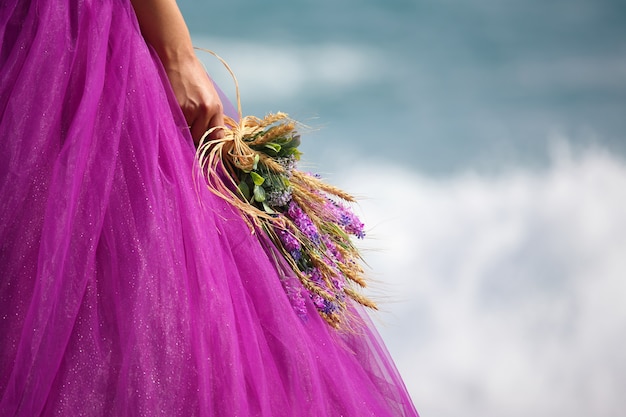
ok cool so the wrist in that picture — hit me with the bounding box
[154,43,197,69]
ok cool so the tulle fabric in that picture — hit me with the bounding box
[0,1,418,416]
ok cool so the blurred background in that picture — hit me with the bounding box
[179,1,626,415]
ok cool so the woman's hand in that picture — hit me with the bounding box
[164,56,225,144]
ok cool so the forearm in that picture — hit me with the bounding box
[130,0,195,67]
[130,0,224,143]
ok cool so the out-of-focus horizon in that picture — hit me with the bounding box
[182,0,626,175]
[180,1,626,416]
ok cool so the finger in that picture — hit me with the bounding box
[207,113,225,140]
[189,117,207,145]
[179,98,196,126]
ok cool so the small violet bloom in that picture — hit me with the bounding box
[287,201,320,244]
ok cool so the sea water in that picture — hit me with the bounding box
[181,0,626,175]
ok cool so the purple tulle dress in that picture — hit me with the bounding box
[0,1,419,416]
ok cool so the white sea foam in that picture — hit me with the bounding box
[336,141,626,417]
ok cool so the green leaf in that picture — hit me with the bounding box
[237,181,251,200]
[286,134,301,149]
[253,185,266,202]
[250,171,265,186]
[284,147,302,160]
[264,175,277,188]
[253,153,260,170]
[264,143,282,153]
[262,202,276,214]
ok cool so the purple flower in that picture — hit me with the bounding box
[276,227,302,261]
[326,200,365,239]
[311,294,326,310]
[266,187,293,207]
[280,277,307,320]
[331,276,345,292]
[303,267,344,316]
[322,235,343,262]
[287,201,320,244]
[276,156,296,176]
[321,299,339,315]
[277,228,300,251]
[306,267,324,285]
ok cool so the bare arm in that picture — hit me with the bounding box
[130,0,224,142]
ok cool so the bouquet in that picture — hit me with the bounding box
[196,51,376,328]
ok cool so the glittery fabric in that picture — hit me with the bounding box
[0,1,419,416]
